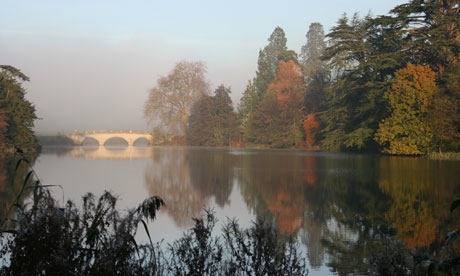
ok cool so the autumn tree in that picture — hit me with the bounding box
[303,113,320,148]
[248,60,304,148]
[375,64,438,155]
[144,61,209,136]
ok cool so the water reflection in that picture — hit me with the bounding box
[30,147,460,274]
[0,154,37,225]
[49,146,152,160]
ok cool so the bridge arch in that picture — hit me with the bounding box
[133,137,151,147]
[104,137,129,147]
[81,137,100,146]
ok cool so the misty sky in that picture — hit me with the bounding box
[1,0,406,134]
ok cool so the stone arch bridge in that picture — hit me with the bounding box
[64,130,153,147]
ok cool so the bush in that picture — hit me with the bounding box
[0,189,308,275]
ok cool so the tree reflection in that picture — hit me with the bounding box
[237,152,330,268]
[144,149,460,273]
[0,154,37,225]
[379,157,460,248]
[144,148,235,228]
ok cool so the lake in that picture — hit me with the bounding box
[11,146,460,274]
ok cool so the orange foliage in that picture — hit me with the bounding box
[303,113,320,148]
[267,60,303,104]
[304,156,317,186]
[267,186,303,235]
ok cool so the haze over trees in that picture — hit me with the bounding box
[144,61,209,137]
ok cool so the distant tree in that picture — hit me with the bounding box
[187,85,238,147]
[300,22,327,83]
[300,23,329,113]
[144,61,209,136]
[254,27,288,99]
[375,64,438,155]
[0,65,38,152]
[237,80,259,139]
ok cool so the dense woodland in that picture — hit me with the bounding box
[145,0,460,155]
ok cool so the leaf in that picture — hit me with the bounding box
[23,171,33,186]
[128,234,140,257]
[450,198,460,212]
[140,219,153,247]
[15,159,22,172]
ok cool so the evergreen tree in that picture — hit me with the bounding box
[237,80,259,139]
[320,13,408,151]
[300,22,329,114]
[254,27,288,99]
[0,65,38,153]
[187,85,238,146]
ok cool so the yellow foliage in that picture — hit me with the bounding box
[375,63,438,155]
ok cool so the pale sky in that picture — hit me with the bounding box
[0,0,406,134]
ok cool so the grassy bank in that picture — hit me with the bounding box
[428,152,460,160]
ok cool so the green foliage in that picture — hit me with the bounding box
[301,23,330,114]
[375,64,437,155]
[237,81,259,138]
[320,13,408,151]
[0,66,38,153]
[187,85,239,146]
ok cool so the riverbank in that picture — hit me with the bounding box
[428,152,460,160]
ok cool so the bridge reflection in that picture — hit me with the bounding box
[63,146,152,160]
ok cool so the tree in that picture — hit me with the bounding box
[303,113,320,148]
[300,22,329,114]
[237,80,259,137]
[187,85,238,147]
[248,60,304,148]
[0,65,38,153]
[320,13,409,151]
[144,61,209,136]
[375,64,438,155]
[0,110,8,154]
[254,27,288,99]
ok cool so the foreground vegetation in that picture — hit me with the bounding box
[0,189,308,275]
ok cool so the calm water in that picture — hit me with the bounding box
[13,147,460,274]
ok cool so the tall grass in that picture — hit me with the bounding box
[0,189,308,275]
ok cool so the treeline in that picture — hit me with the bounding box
[144,0,460,155]
[0,66,38,155]
[239,0,460,154]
